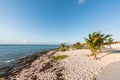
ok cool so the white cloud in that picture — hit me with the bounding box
[78,0,86,4]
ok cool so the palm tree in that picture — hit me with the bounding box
[90,32,111,52]
[85,38,97,60]
[96,33,111,53]
[85,33,100,60]
[85,32,111,60]
[107,38,114,48]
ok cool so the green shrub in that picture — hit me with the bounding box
[59,43,69,51]
[59,47,67,51]
[71,42,83,49]
[53,55,67,60]
[57,77,64,80]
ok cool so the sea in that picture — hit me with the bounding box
[0,45,59,67]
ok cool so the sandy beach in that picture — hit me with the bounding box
[5,48,120,80]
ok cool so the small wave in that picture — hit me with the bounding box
[4,59,15,63]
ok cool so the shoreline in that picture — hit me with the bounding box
[0,48,58,79]
[8,48,64,80]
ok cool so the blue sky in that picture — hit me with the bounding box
[0,0,120,44]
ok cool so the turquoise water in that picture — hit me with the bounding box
[0,45,59,66]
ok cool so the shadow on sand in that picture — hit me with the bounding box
[98,48,120,59]
[108,50,120,53]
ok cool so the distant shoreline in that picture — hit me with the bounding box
[0,44,59,46]
[0,45,59,67]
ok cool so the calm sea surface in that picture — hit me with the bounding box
[0,45,59,66]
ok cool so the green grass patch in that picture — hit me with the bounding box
[53,55,67,60]
[58,47,67,52]
[58,46,69,52]
[57,77,64,80]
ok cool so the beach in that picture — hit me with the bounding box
[4,48,120,80]
[0,0,119,80]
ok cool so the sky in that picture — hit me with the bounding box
[0,0,120,44]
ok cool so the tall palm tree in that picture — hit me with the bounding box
[85,32,111,60]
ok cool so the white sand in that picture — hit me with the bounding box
[55,49,120,80]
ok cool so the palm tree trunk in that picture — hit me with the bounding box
[100,48,102,53]
[93,52,97,60]
[98,49,102,54]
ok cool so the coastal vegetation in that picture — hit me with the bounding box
[70,42,84,49]
[59,43,69,51]
[53,55,67,60]
[59,42,85,51]
[57,77,64,80]
[58,32,114,60]
[84,32,111,60]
